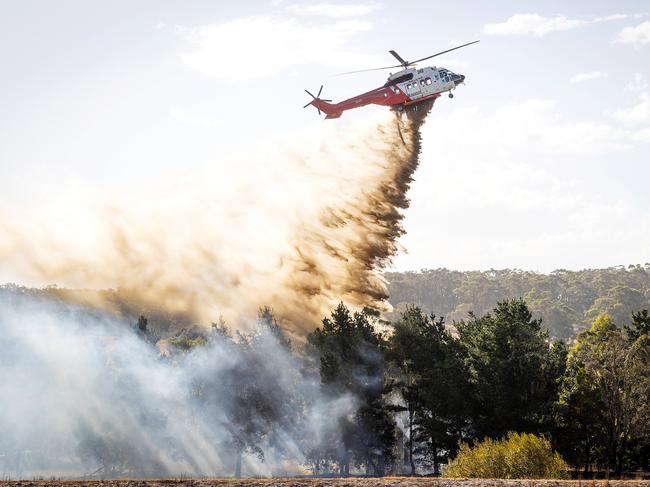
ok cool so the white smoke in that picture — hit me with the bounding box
[0,288,354,478]
[0,104,434,478]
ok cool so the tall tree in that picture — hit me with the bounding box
[558,314,650,476]
[387,306,470,475]
[456,299,558,439]
[385,306,423,475]
[307,303,397,476]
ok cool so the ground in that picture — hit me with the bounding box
[1,479,649,487]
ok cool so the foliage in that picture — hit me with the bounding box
[456,299,558,439]
[386,266,650,340]
[3,281,648,478]
[306,303,397,476]
[171,299,649,477]
[386,306,470,474]
[191,307,302,477]
[167,334,207,351]
[556,313,650,475]
[446,432,569,479]
[625,309,650,343]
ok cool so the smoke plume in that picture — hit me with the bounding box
[0,106,432,335]
[0,287,354,478]
[0,104,434,478]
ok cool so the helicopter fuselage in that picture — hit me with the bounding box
[309,66,465,119]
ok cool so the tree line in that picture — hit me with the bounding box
[1,283,647,478]
[386,265,650,341]
[146,300,649,478]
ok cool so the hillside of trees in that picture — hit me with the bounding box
[386,265,650,340]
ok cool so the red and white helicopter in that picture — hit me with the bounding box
[304,40,479,119]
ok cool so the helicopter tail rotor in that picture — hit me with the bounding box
[303,85,332,115]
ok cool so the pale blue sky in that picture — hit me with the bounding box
[1,0,649,272]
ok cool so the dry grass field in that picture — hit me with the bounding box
[1,479,649,487]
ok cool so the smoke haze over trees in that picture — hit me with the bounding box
[1,284,648,479]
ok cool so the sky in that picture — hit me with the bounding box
[1,0,649,273]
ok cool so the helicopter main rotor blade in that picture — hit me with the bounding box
[388,50,408,66]
[335,40,479,76]
[334,40,481,76]
[336,64,404,76]
[408,40,480,65]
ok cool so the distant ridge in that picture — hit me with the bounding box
[386,265,650,340]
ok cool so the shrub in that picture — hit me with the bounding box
[445,432,569,479]
[167,335,207,351]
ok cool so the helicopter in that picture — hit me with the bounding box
[304,40,479,119]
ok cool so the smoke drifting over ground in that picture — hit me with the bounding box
[0,287,353,478]
[0,107,431,334]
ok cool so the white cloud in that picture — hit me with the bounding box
[612,93,650,124]
[616,21,650,45]
[569,71,608,83]
[285,2,381,17]
[483,13,631,37]
[626,74,648,92]
[178,16,379,81]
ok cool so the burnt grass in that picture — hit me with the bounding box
[1,479,649,487]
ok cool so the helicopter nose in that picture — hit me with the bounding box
[454,74,465,85]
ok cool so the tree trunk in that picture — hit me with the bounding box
[339,449,349,477]
[234,450,242,478]
[583,439,591,478]
[432,442,440,476]
[408,408,416,475]
[377,454,385,477]
[615,437,628,479]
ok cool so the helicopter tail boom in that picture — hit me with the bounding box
[309,98,342,119]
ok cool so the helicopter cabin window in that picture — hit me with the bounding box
[425,77,432,85]
[383,72,413,87]
[420,79,426,87]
